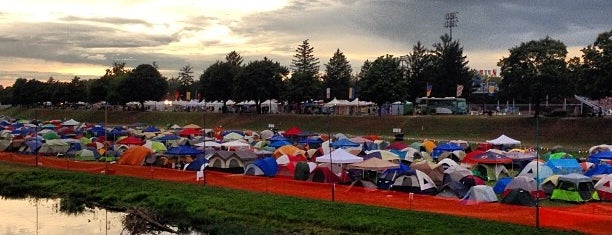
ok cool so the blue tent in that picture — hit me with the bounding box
[432,143,463,158]
[388,149,407,160]
[245,157,278,177]
[545,159,582,175]
[330,138,359,148]
[156,134,180,141]
[143,126,160,132]
[585,164,612,177]
[268,134,289,142]
[25,139,43,153]
[298,137,322,145]
[185,156,208,171]
[268,140,292,148]
[90,126,106,136]
[493,177,513,194]
[165,146,204,156]
[589,151,612,164]
[377,164,410,189]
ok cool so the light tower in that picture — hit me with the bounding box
[445,12,458,39]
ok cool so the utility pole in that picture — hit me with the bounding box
[445,12,458,39]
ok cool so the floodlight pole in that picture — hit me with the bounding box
[445,12,459,39]
[35,109,38,167]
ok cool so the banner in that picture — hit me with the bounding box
[426,83,432,97]
[456,85,464,97]
[348,87,354,100]
[326,88,331,99]
[174,91,180,101]
[186,91,191,101]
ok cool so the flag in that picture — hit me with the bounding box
[492,69,497,76]
[456,85,464,97]
[186,92,191,101]
[197,92,201,101]
[326,88,331,99]
[426,83,432,97]
[348,87,354,99]
[173,91,180,101]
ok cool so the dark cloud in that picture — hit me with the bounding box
[235,0,612,53]
[60,16,153,27]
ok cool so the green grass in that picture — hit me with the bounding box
[0,163,580,235]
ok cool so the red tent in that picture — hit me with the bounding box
[283,126,302,136]
[116,136,144,145]
[179,128,201,137]
[463,150,512,164]
[387,141,408,151]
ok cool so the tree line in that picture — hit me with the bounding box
[0,30,609,115]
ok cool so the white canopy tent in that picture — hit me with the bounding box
[486,134,521,145]
[316,148,363,164]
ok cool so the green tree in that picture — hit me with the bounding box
[575,30,612,99]
[199,62,237,104]
[225,50,243,66]
[234,58,288,113]
[323,49,352,100]
[286,39,322,108]
[406,41,436,100]
[431,34,470,98]
[357,55,406,116]
[178,64,195,100]
[498,36,569,117]
[118,64,168,109]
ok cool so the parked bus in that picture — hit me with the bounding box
[415,97,468,115]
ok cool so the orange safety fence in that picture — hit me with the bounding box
[1,152,610,235]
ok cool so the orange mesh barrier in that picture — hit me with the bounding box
[0,152,610,235]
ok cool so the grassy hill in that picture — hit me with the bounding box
[1,107,610,152]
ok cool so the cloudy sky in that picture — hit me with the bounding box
[0,0,610,87]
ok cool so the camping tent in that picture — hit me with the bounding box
[502,175,545,198]
[244,157,279,177]
[432,143,463,159]
[390,169,437,195]
[594,174,612,201]
[472,164,511,181]
[411,161,444,186]
[589,151,612,164]
[517,160,554,184]
[436,181,468,199]
[184,156,208,171]
[501,188,536,207]
[551,173,599,203]
[118,146,153,166]
[545,159,582,175]
[460,185,498,205]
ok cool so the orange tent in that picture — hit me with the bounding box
[117,146,152,165]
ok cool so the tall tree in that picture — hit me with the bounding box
[406,41,436,100]
[575,30,612,99]
[498,36,569,117]
[431,34,470,98]
[286,39,322,108]
[234,58,288,113]
[225,50,243,66]
[323,49,352,100]
[178,64,195,100]
[118,64,168,109]
[356,55,406,116]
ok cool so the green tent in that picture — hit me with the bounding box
[472,164,511,181]
[43,131,60,140]
[548,152,574,160]
[293,161,310,181]
[75,149,97,161]
[551,173,599,203]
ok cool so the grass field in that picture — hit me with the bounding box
[0,163,579,235]
[1,107,610,152]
